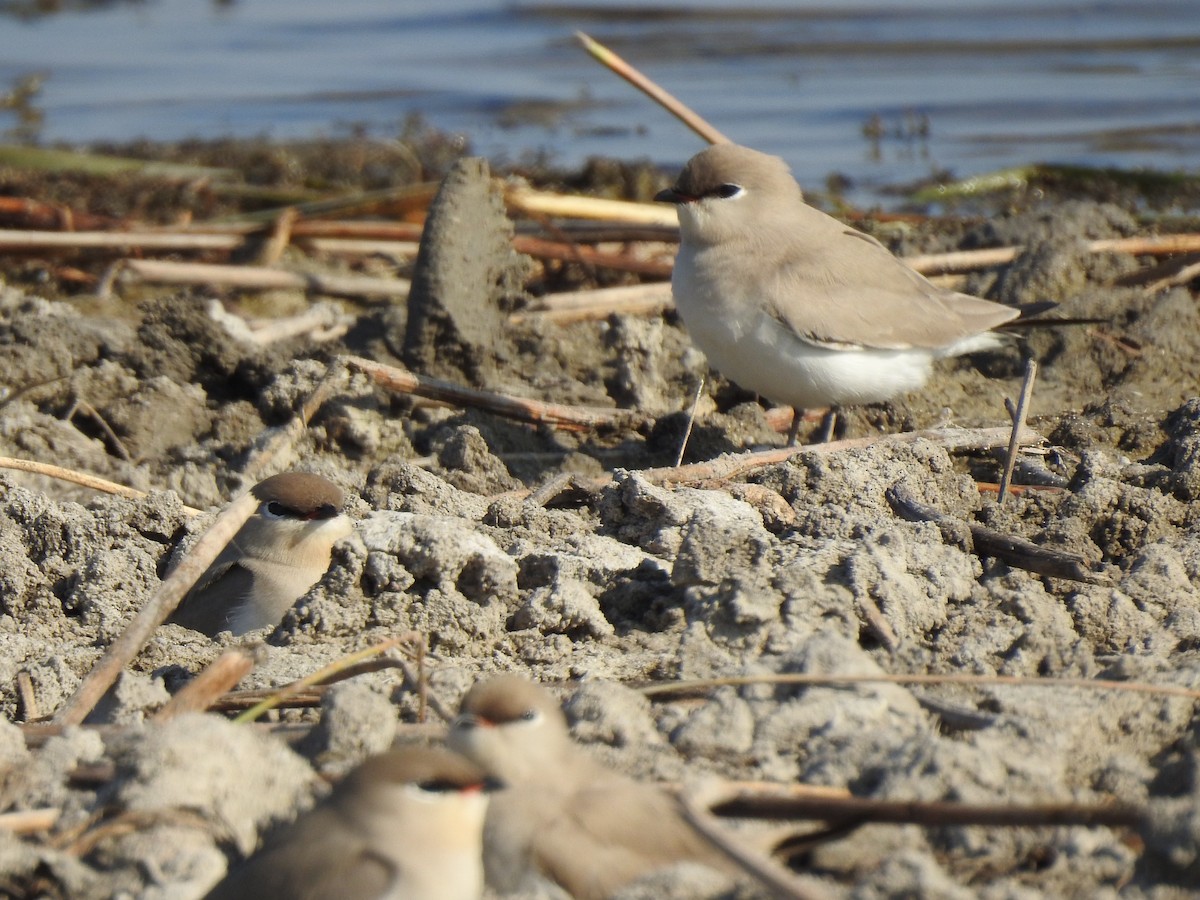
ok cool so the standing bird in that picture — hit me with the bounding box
[448,675,740,899]
[203,746,496,900]
[170,471,353,636]
[655,142,1028,445]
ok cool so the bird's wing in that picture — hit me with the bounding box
[762,224,1019,351]
[204,812,395,900]
[168,559,256,635]
[532,777,731,898]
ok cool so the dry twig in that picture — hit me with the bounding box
[241,363,345,482]
[15,671,38,722]
[0,229,242,252]
[998,358,1037,503]
[257,207,298,266]
[232,637,405,723]
[0,456,203,515]
[705,783,1144,830]
[344,355,636,432]
[887,483,1108,584]
[905,233,1200,276]
[510,283,673,326]
[680,781,832,900]
[575,31,731,146]
[504,185,677,226]
[122,259,412,300]
[0,809,61,834]
[641,672,1200,702]
[151,647,262,722]
[513,234,673,277]
[639,425,1043,488]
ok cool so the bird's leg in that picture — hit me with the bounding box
[786,408,802,447]
[674,374,706,465]
[817,408,838,443]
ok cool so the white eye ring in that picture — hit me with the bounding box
[713,183,743,200]
[261,500,289,519]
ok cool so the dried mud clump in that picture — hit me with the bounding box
[1,163,1199,899]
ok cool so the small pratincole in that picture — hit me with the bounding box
[656,143,1033,444]
[449,675,740,899]
[203,746,496,900]
[170,471,352,636]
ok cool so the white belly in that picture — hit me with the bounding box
[673,273,936,408]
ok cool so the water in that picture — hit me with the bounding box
[0,0,1197,206]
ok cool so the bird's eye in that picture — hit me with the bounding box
[262,500,289,519]
[519,709,538,722]
[713,183,743,199]
[417,778,460,793]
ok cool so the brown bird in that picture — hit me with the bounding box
[170,471,352,636]
[656,143,1034,444]
[203,746,496,900]
[448,675,740,899]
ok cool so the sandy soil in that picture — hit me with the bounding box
[2,152,1200,899]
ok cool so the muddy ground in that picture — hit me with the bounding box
[2,138,1200,898]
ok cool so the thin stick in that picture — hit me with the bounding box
[343,355,636,432]
[493,425,1044,503]
[509,283,673,326]
[639,425,1043,487]
[512,235,673,277]
[16,671,38,722]
[998,359,1037,504]
[212,181,441,226]
[505,185,677,226]
[69,400,133,464]
[976,482,1063,497]
[905,234,1200,276]
[241,362,345,482]
[640,672,1200,702]
[123,259,412,300]
[1144,259,1200,294]
[51,492,259,727]
[204,662,437,717]
[300,237,421,258]
[0,229,242,252]
[301,234,674,277]
[215,303,351,347]
[576,31,731,146]
[209,685,328,712]
[233,637,402,724]
[415,636,428,724]
[0,195,117,230]
[0,456,203,515]
[1088,234,1200,256]
[887,484,1107,585]
[395,656,455,723]
[705,785,1143,830]
[0,809,61,834]
[680,781,831,900]
[257,207,298,266]
[151,647,261,722]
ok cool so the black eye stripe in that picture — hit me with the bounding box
[263,500,340,520]
[417,778,464,793]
